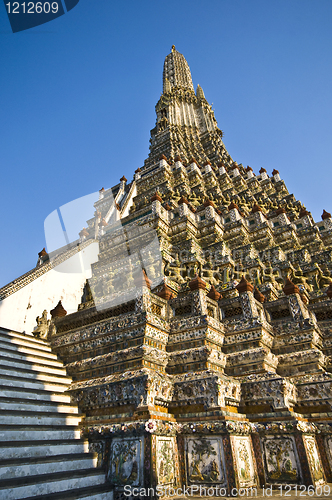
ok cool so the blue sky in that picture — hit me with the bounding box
[0,0,332,287]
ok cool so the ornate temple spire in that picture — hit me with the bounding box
[163,45,194,93]
[143,47,231,170]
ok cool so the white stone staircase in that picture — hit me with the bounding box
[0,327,112,500]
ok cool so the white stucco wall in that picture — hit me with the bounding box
[0,242,99,335]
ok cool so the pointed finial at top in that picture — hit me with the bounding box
[283,277,299,296]
[196,84,205,100]
[171,45,176,52]
[38,248,48,258]
[236,276,254,293]
[322,209,331,220]
[50,300,67,318]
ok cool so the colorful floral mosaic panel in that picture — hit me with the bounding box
[303,436,324,485]
[156,437,177,486]
[231,436,257,488]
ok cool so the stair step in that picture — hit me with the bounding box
[0,453,97,479]
[0,410,82,426]
[0,356,68,376]
[0,329,106,499]
[0,341,60,361]
[16,483,112,500]
[0,468,106,500]
[0,452,96,467]
[0,329,50,347]
[0,439,89,459]
[0,333,52,353]
[0,351,64,368]
[0,386,71,403]
[0,375,70,392]
[0,424,81,441]
[0,397,79,414]
[0,366,72,384]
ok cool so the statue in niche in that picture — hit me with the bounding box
[279,261,294,281]
[188,191,200,207]
[158,116,168,131]
[185,260,201,280]
[316,264,332,289]
[143,251,157,281]
[81,280,94,304]
[164,259,186,284]
[170,188,181,204]
[290,265,311,292]
[272,267,284,286]
[306,264,321,291]
[262,266,280,290]
[220,265,234,283]
[33,310,50,340]
[202,261,218,286]
[125,261,135,289]
[249,267,262,286]
[129,202,136,214]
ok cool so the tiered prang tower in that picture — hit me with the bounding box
[49,47,332,497]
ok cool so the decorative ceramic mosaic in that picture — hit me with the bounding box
[155,436,177,486]
[303,436,324,485]
[231,436,257,488]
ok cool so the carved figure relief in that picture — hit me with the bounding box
[89,441,105,467]
[263,436,299,483]
[109,438,142,486]
[33,310,50,339]
[185,437,225,485]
